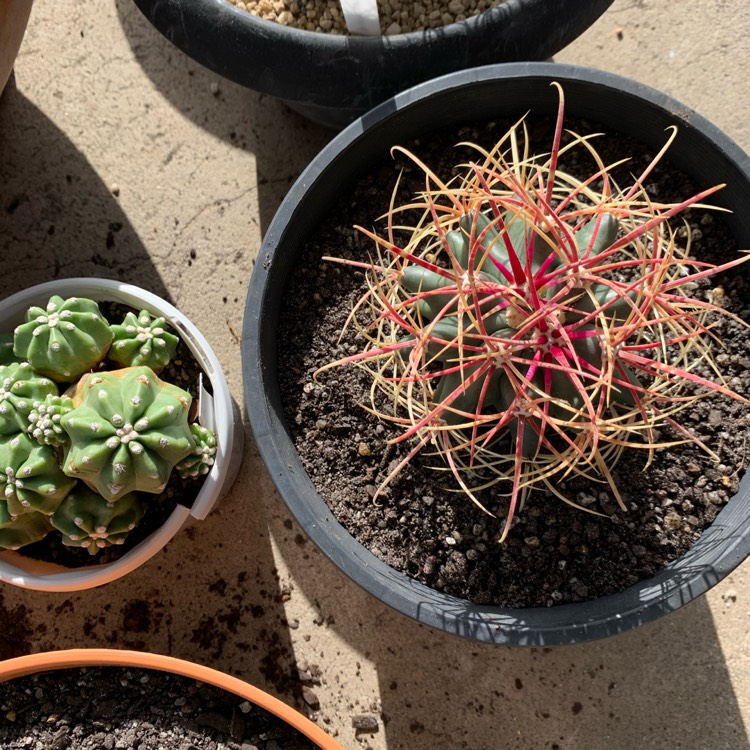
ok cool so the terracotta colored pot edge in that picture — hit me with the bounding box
[0,649,344,750]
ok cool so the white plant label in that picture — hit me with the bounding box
[339,0,380,35]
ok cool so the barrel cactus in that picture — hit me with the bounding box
[50,485,144,555]
[61,366,196,501]
[108,309,179,372]
[0,504,52,550]
[13,295,114,381]
[322,82,750,539]
[0,361,58,436]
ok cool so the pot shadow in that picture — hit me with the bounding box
[0,441,320,714]
[113,0,333,235]
[0,74,322,714]
[0,77,168,299]
[266,494,750,748]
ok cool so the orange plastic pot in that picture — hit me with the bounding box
[0,648,344,750]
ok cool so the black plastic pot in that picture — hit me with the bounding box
[243,62,750,645]
[131,0,613,129]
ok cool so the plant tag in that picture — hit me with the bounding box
[339,0,380,35]
[195,373,216,433]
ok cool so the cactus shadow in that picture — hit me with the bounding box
[113,0,332,236]
[0,78,168,300]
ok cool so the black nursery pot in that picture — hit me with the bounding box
[243,62,750,646]
[131,0,612,129]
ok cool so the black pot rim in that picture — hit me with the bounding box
[243,62,750,646]
[131,0,613,127]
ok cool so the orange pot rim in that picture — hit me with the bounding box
[0,649,344,750]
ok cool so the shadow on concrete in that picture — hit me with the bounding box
[0,438,319,714]
[104,5,748,746]
[114,0,332,235]
[0,77,169,300]
[266,493,750,749]
[0,72,316,713]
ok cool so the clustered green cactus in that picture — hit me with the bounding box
[0,294,217,556]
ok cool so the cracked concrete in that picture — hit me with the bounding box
[1,0,750,748]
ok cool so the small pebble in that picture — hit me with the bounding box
[358,441,371,456]
[352,714,379,732]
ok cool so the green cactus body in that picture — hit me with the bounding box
[28,394,74,447]
[0,502,52,550]
[0,432,76,517]
[176,423,217,479]
[13,295,114,382]
[61,366,195,501]
[108,310,179,373]
[50,485,144,555]
[0,333,19,366]
[0,361,58,436]
[399,209,640,450]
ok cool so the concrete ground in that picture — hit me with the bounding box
[1,1,750,748]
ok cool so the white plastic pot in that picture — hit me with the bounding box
[0,278,244,591]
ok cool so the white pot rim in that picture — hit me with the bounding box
[0,278,243,591]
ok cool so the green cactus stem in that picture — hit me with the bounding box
[27,394,74,447]
[61,366,195,501]
[176,423,217,479]
[0,502,52,550]
[0,362,58,436]
[50,485,144,555]
[396,209,635,449]
[13,295,114,382]
[0,334,19,366]
[0,432,76,517]
[108,309,179,373]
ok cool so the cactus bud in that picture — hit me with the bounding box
[28,394,74,447]
[0,361,58,436]
[13,295,114,382]
[108,310,179,373]
[176,423,217,479]
[61,366,195,501]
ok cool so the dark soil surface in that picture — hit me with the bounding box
[0,666,318,749]
[278,116,750,608]
[5,301,207,569]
